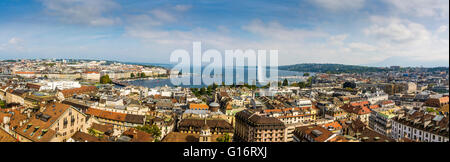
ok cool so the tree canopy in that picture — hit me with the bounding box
[100,75,112,84]
[135,125,162,139]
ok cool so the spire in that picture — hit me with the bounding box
[202,118,209,130]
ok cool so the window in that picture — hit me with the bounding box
[71,116,75,126]
[63,118,68,129]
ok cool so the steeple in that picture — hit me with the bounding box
[199,118,211,142]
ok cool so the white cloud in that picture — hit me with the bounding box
[364,16,431,44]
[437,25,448,33]
[0,37,25,52]
[8,37,22,45]
[383,0,449,18]
[41,0,120,26]
[150,9,176,22]
[124,19,388,65]
[242,20,328,41]
[309,0,365,11]
[328,34,348,46]
[348,42,377,52]
[173,5,192,12]
[362,16,448,62]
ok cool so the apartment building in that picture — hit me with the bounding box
[369,108,398,137]
[340,101,372,124]
[85,108,146,131]
[293,125,343,142]
[235,110,287,142]
[263,106,318,142]
[15,103,88,142]
[391,109,449,142]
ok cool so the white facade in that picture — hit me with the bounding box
[148,89,160,96]
[161,91,172,97]
[391,120,449,142]
[39,80,81,91]
[364,91,389,105]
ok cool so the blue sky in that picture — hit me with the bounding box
[0,0,448,67]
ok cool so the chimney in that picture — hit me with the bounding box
[3,116,10,124]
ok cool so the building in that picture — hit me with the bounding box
[177,118,233,135]
[391,109,449,142]
[340,101,372,124]
[341,119,394,142]
[363,91,389,105]
[293,125,342,142]
[0,128,16,142]
[5,89,28,105]
[68,131,109,142]
[162,131,224,142]
[188,103,209,111]
[425,96,449,108]
[15,103,88,142]
[117,128,154,142]
[85,108,146,131]
[82,71,100,81]
[38,80,81,91]
[369,108,399,137]
[263,107,318,142]
[234,110,287,142]
[57,86,98,100]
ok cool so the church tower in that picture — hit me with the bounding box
[199,119,211,142]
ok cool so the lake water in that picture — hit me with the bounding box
[126,66,312,88]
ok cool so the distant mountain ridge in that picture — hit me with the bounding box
[279,63,449,74]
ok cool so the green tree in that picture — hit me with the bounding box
[298,82,307,89]
[136,125,162,139]
[140,72,146,78]
[282,79,289,86]
[306,77,313,87]
[100,75,112,84]
[262,82,271,88]
[343,82,356,89]
[0,100,6,108]
[130,73,135,78]
[212,83,218,90]
[303,72,310,76]
[199,87,206,95]
[216,133,231,142]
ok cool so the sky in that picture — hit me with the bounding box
[0,0,448,67]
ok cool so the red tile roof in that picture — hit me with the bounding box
[189,103,209,110]
[85,108,127,122]
[61,86,97,97]
[15,71,36,74]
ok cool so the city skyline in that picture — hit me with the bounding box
[0,0,449,67]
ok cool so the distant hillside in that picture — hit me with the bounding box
[279,63,387,74]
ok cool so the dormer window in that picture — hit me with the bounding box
[24,124,32,132]
[38,129,48,140]
[30,126,40,136]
